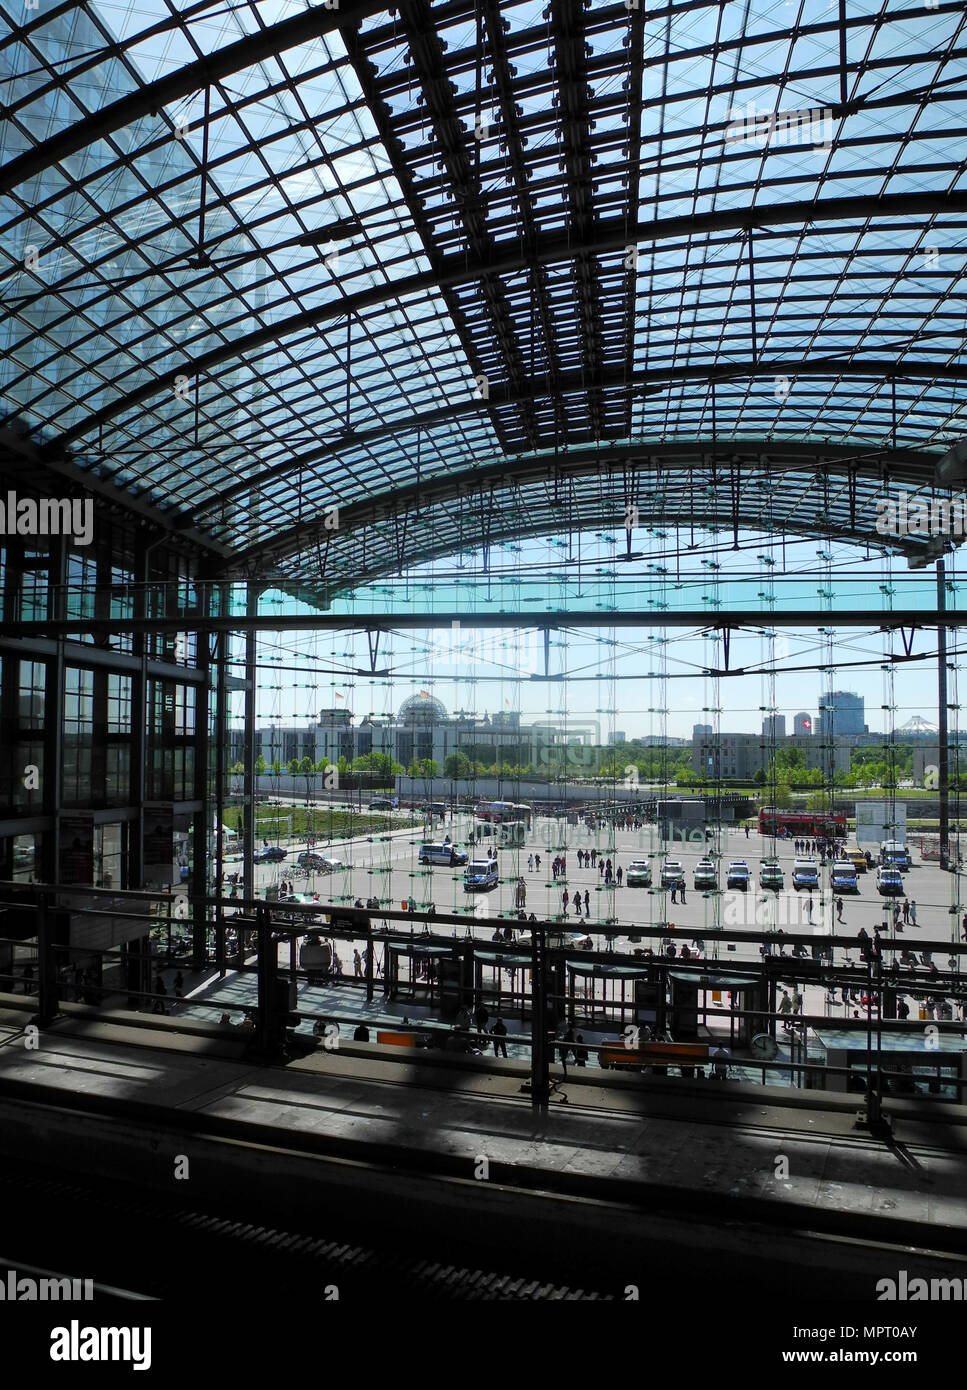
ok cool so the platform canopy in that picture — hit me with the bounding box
[2,0,966,585]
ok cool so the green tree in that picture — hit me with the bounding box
[254,754,267,776]
[773,783,793,808]
[230,761,244,776]
[352,751,395,777]
[443,751,472,779]
[296,755,315,804]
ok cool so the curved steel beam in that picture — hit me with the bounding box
[257,496,934,591]
[48,190,967,453]
[0,0,386,199]
[186,374,948,522]
[225,438,941,570]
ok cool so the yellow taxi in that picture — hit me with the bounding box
[845,847,868,874]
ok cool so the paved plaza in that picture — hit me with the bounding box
[148,811,967,1088]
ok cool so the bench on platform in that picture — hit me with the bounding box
[598,1040,710,1072]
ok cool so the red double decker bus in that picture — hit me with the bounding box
[758,807,847,838]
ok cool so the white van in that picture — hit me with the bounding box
[418,842,468,866]
[880,841,911,871]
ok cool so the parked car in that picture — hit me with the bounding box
[694,858,717,890]
[368,797,395,810]
[792,859,819,891]
[626,860,652,887]
[876,865,905,896]
[660,860,685,889]
[759,859,784,891]
[253,845,287,863]
[831,860,859,893]
[726,860,750,889]
[464,860,499,891]
[419,842,468,866]
[297,851,345,872]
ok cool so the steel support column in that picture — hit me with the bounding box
[190,597,211,969]
[530,924,549,1113]
[42,539,66,886]
[31,890,60,1027]
[213,608,228,976]
[241,586,258,900]
[254,901,272,1060]
[938,559,951,872]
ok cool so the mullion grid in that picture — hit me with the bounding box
[1,0,966,562]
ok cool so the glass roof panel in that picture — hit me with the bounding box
[0,0,964,576]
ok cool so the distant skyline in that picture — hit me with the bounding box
[240,627,947,743]
[241,529,962,740]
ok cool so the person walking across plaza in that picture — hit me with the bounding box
[777,988,793,1030]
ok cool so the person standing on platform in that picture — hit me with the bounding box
[353,948,363,978]
[152,974,167,1015]
[562,888,570,915]
[474,1000,489,1039]
[584,889,590,915]
[492,1014,508,1058]
[558,1026,574,1072]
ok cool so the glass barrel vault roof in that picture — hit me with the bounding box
[1,0,966,583]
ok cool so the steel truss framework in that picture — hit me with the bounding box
[0,0,965,586]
